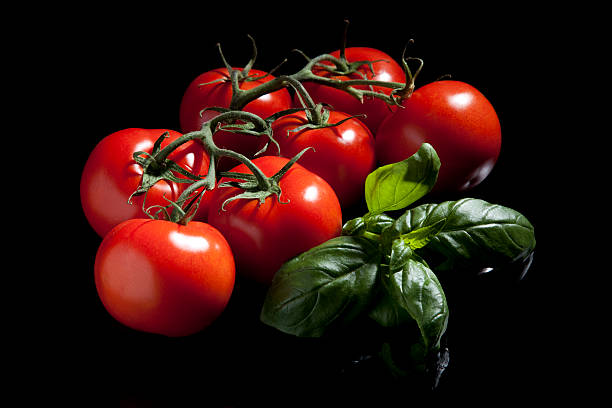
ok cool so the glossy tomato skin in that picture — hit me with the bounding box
[375,80,502,193]
[95,218,235,337]
[262,110,376,209]
[299,47,405,133]
[80,128,211,238]
[179,68,292,171]
[207,156,342,284]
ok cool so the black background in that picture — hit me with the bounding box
[20,3,592,406]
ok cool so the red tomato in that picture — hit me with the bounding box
[375,80,501,193]
[207,156,342,284]
[95,219,235,337]
[299,47,405,133]
[179,67,292,171]
[80,128,211,237]
[262,110,376,209]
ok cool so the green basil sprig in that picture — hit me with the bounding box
[260,143,536,363]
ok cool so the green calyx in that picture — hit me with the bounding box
[217,146,313,211]
[288,73,367,132]
[128,132,202,199]
[216,34,259,82]
[317,18,382,79]
[127,131,203,224]
[391,40,424,100]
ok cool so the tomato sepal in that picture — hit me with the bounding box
[126,131,205,222]
[216,147,313,210]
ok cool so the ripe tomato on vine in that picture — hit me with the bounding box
[376,80,501,193]
[80,128,211,237]
[261,109,376,209]
[179,67,292,171]
[207,156,343,284]
[95,218,235,337]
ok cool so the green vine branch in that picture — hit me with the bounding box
[130,110,312,224]
[130,23,425,225]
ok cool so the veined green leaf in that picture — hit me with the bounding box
[341,213,395,238]
[395,198,536,270]
[260,236,381,337]
[401,219,446,249]
[364,143,440,214]
[386,256,449,351]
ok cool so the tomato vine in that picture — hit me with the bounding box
[131,20,414,220]
[80,18,536,391]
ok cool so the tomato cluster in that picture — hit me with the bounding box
[80,39,502,338]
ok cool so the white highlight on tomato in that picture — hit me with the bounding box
[341,129,356,143]
[258,93,272,101]
[169,231,210,252]
[448,92,474,109]
[377,71,392,82]
[303,185,319,202]
[183,152,195,171]
[134,140,154,154]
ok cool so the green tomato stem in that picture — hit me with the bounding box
[202,110,272,189]
[225,46,406,113]
[172,110,274,206]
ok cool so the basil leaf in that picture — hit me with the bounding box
[260,236,381,337]
[364,143,440,214]
[368,289,413,328]
[341,217,365,236]
[342,213,395,236]
[386,255,449,351]
[401,219,446,250]
[394,198,536,270]
[368,238,414,328]
[389,238,414,273]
